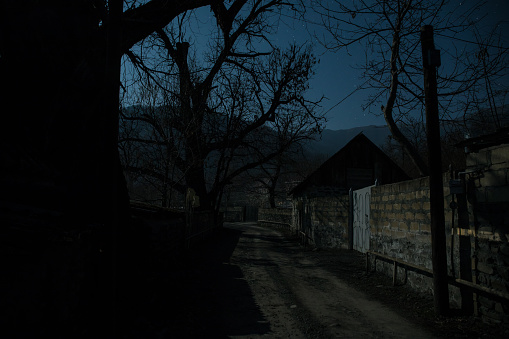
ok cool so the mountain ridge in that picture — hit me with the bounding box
[305,125,391,158]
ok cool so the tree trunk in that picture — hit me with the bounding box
[384,10,429,177]
[1,0,218,217]
[1,1,218,335]
[1,2,126,222]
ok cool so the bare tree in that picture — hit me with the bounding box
[381,116,467,177]
[122,1,325,211]
[315,0,508,176]
[1,0,232,335]
[1,0,226,224]
[461,25,509,132]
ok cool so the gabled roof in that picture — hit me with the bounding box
[289,132,408,195]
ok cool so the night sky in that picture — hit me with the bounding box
[132,1,509,130]
[272,0,509,130]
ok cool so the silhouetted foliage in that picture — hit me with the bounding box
[121,1,325,210]
[316,0,508,176]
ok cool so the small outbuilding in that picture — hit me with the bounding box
[290,132,409,249]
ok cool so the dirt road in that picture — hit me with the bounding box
[214,222,434,338]
[127,221,503,338]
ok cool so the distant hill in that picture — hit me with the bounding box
[305,125,391,158]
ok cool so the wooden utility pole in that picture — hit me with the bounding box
[420,25,450,316]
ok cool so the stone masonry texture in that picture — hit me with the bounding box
[466,143,509,324]
[369,173,462,307]
[370,142,509,325]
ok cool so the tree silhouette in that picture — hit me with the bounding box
[315,0,508,176]
[0,0,222,223]
[0,1,223,335]
[121,1,324,211]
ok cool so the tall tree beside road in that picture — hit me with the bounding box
[1,0,225,335]
[315,0,508,176]
[122,1,324,211]
[0,0,221,223]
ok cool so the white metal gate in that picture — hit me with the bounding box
[352,185,373,253]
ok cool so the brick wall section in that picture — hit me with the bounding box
[369,173,462,307]
[466,143,509,324]
[258,208,293,231]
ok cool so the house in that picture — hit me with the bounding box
[289,132,409,249]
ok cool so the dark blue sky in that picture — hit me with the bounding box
[270,9,377,130]
[151,1,508,131]
[270,1,509,130]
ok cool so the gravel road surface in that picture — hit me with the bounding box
[215,222,433,338]
[124,221,506,338]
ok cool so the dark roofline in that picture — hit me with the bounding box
[455,127,509,152]
[289,132,407,196]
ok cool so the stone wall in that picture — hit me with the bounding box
[370,149,509,323]
[369,174,462,307]
[466,143,509,324]
[293,194,350,249]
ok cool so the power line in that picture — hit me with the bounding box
[323,77,371,115]
[436,32,509,51]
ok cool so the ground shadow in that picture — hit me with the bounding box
[121,225,271,338]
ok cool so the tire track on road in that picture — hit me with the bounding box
[228,222,434,338]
